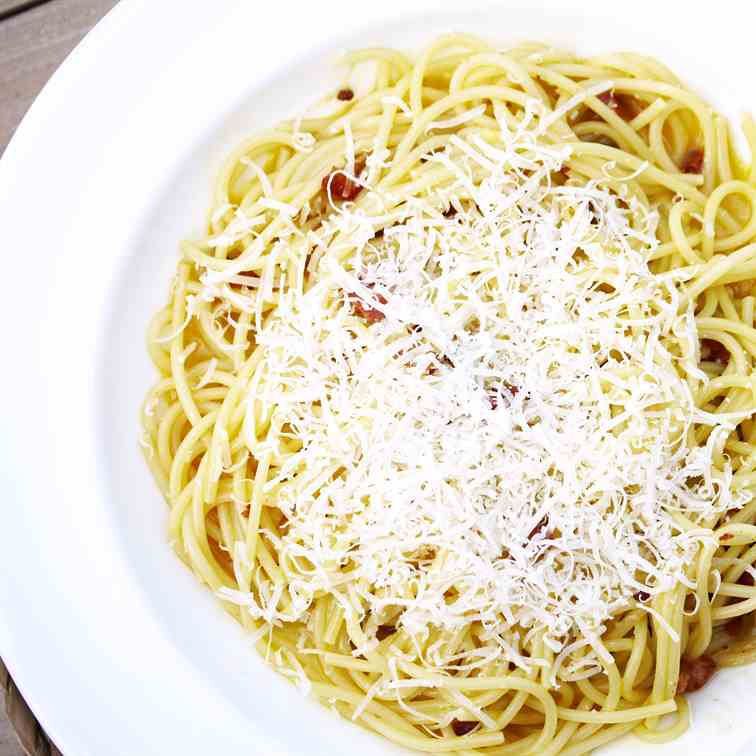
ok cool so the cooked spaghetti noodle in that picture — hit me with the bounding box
[141,35,756,755]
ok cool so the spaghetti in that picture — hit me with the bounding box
[141,35,756,755]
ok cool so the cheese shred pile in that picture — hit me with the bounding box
[250,126,741,666]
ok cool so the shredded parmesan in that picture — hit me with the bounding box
[215,107,748,679]
[381,95,413,118]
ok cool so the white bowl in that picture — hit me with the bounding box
[1,0,755,753]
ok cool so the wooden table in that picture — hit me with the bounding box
[0,3,118,751]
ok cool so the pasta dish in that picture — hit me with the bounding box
[141,35,756,754]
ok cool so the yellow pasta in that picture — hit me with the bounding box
[141,35,756,754]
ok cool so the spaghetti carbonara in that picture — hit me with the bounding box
[141,35,756,754]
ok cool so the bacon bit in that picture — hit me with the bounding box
[487,383,519,409]
[443,205,458,218]
[597,91,614,107]
[739,571,755,587]
[676,655,716,695]
[681,148,704,174]
[451,720,478,737]
[634,590,651,602]
[726,615,746,637]
[322,154,367,202]
[350,287,387,325]
[597,90,642,121]
[700,338,729,365]
[376,625,396,641]
[720,532,734,542]
[240,506,250,518]
[528,515,549,541]
[337,88,354,101]
[426,354,454,377]
[725,618,739,636]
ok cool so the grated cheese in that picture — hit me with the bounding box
[219,107,749,679]
[381,95,413,118]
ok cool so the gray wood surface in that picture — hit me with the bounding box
[1,0,119,747]
[0,661,22,756]
[2,660,64,756]
[0,0,117,154]
[0,1,47,17]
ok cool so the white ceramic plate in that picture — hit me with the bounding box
[2,1,756,754]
